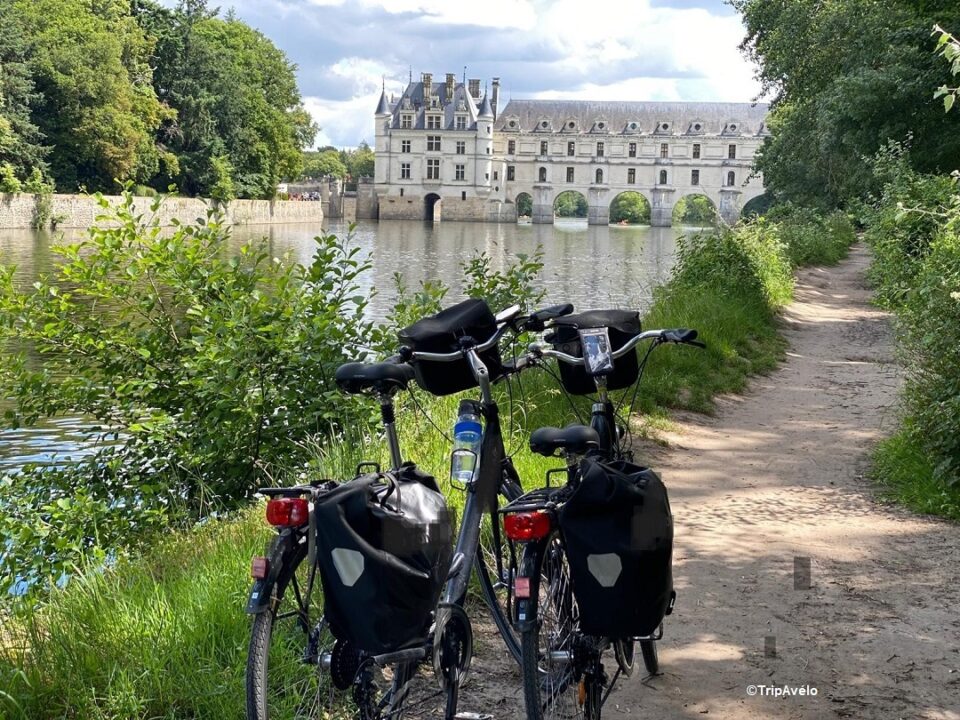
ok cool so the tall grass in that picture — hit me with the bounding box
[0,206,855,719]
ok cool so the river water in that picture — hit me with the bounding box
[0,219,688,472]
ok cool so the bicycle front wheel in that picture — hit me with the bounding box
[520,530,601,720]
[474,471,523,663]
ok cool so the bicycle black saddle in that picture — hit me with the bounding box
[529,424,600,457]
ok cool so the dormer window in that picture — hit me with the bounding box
[688,121,704,134]
[626,121,640,133]
[401,114,413,129]
[565,119,578,132]
[455,115,467,130]
[656,122,671,133]
[427,114,441,130]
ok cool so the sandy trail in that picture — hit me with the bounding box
[462,244,960,720]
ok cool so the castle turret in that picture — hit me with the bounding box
[374,88,391,183]
[476,93,494,193]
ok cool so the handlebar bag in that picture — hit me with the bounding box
[312,463,453,654]
[398,297,503,396]
[558,457,673,638]
[545,309,641,395]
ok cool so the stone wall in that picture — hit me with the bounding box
[0,193,324,229]
[377,193,518,222]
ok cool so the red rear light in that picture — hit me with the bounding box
[504,511,552,541]
[266,497,309,527]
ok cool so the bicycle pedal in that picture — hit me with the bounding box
[454,713,493,720]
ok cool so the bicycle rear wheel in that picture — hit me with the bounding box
[245,536,417,720]
[474,471,523,663]
[520,530,602,720]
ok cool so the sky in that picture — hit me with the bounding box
[190,0,763,148]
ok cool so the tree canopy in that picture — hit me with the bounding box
[732,0,960,207]
[0,0,315,198]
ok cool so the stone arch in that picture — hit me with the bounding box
[672,193,718,226]
[609,191,651,225]
[553,189,588,219]
[741,192,773,218]
[516,192,533,220]
[425,193,442,222]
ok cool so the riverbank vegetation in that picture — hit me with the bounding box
[735,0,960,514]
[0,192,855,717]
[0,0,315,199]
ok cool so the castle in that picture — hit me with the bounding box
[369,73,769,226]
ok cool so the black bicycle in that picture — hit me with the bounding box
[244,298,574,720]
[502,318,704,720]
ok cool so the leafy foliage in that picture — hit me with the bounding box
[672,195,716,225]
[301,149,348,179]
[732,0,960,208]
[554,191,587,218]
[610,192,651,224]
[0,190,376,599]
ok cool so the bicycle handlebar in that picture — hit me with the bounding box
[530,327,705,367]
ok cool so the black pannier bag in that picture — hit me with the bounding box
[398,297,503,396]
[558,457,673,638]
[312,463,453,654]
[546,309,641,395]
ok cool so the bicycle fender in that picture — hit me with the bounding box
[245,529,303,615]
[513,538,549,633]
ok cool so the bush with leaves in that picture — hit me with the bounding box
[0,190,378,600]
[765,204,856,267]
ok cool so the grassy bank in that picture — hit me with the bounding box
[0,207,855,719]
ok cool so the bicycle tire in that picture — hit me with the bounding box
[245,535,417,720]
[474,471,523,664]
[520,529,598,720]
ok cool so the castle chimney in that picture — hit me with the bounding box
[468,79,481,99]
[421,72,432,102]
[445,73,455,102]
[491,77,500,120]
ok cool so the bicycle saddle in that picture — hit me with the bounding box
[335,361,415,395]
[529,424,600,457]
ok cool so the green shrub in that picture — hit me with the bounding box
[0,190,377,600]
[766,204,855,266]
[0,163,22,193]
[873,426,960,520]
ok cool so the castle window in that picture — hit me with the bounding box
[691,169,700,186]
[456,141,466,155]
[628,142,636,158]
[427,159,440,180]
[727,170,736,186]
[692,143,701,159]
[401,140,411,153]
[400,163,411,179]
[566,167,574,183]
[539,167,547,182]
[427,114,441,130]
[595,169,603,184]
[659,169,667,185]
[540,140,548,156]
[596,142,604,157]
[427,136,441,152]
[728,144,737,159]
[400,188,404,197]
[507,166,515,181]
[627,168,636,184]
[401,114,412,129]
[455,164,465,181]
[660,143,669,159]
[456,116,467,130]
[508,140,516,155]
[462,191,467,200]
[567,141,575,156]
[493,171,499,180]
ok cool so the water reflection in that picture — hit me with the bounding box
[0,219,685,472]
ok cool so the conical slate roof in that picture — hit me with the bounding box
[374,89,391,115]
[478,93,494,118]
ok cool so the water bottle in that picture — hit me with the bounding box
[450,400,482,484]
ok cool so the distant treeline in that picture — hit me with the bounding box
[0,0,316,200]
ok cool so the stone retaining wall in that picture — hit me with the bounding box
[0,193,324,229]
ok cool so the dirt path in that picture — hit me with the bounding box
[462,245,960,719]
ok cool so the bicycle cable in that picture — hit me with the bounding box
[621,340,659,458]
[406,386,452,445]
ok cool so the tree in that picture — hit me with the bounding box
[344,142,375,179]
[14,0,171,192]
[516,193,532,217]
[0,4,48,185]
[301,150,347,179]
[142,0,317,198]
[610,192,650,224]
[554,191,587,217]
[732,0,960,207]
